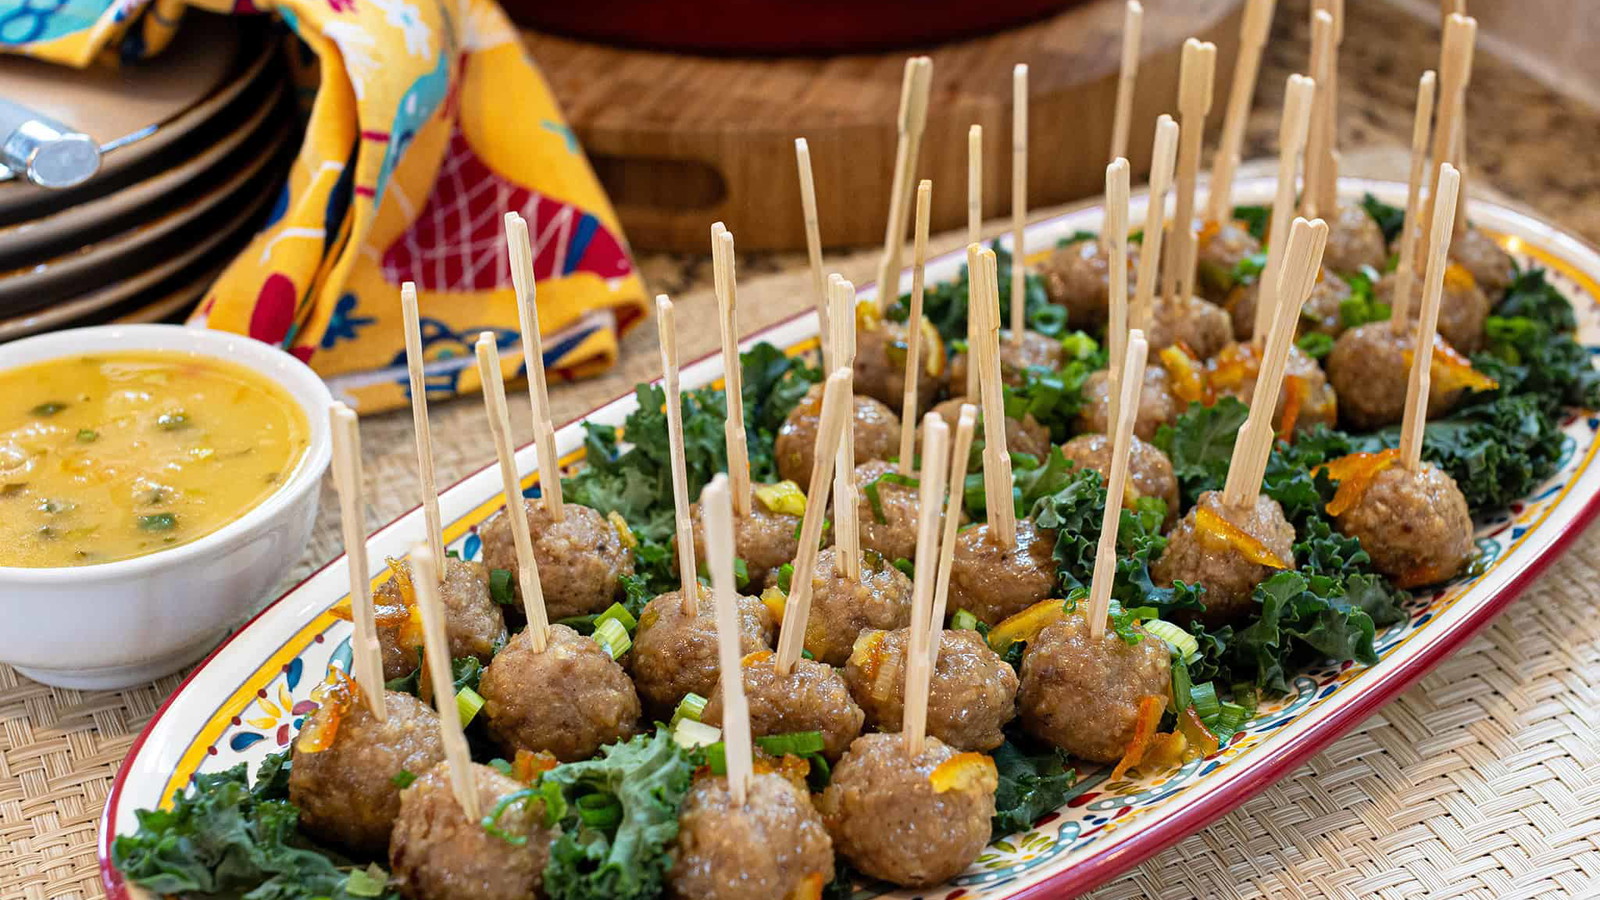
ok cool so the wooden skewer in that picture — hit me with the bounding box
[1088,330,1150,640]
[410,543,479,820]
[829,279,862,581]
[876,57,934,311]
[967,124,983,247]
[701,473,752,805]
[795,138,829,369]
[475,335,550,651]
[505,213,565,521]
[1401,165,1461,471]
[898,180,933,476]
[1255,74,1317,343]
[1423,15,1476,251]
[1222,218,1329,510]
[1314,0,1344,213]
[329,403,386,719]
[655,296,699,609]
[1301,10,1335,219]
[712,224,752,516]
[1105,158,1131,430]
[1207,0,1277,224]
[1011,63,1029,343]
[1110,0,1144,164]
[928,404,978,668]
[399,282,445,571]
[1162,38,1216,307]
[903,413,950,758]
[973,246,1018,546]
[775,369,853,674]
[1390,71,1437,334]
[1450,22,1475,237]
[1132,115,1179,334]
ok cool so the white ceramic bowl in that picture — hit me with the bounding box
[0,324,333,689]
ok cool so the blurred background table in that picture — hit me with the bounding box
[4,0,1600,898]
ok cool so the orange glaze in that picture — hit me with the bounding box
[928,751,998,793]
[1111,694,1166,781]
[1402,335,1500,394]
[294,669,357,753]
[1318,448,1402,517]
[1194,506,1291,569]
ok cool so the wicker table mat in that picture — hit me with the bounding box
[7,0,1600,893]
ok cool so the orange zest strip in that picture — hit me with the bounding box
[1194,505,1291,569]
[1205,340,1258,393]
[1110,694,1167,781]
[511,749,559,784]
[1159,344,1212,406]
[1402,335,1500,394]
[1277,374,1307,440]
[293,668,357,754]
[1317,448,1401,517]
[929,752,999,794]
[986,599,1069,654]
[1177,705,1220,758]
[788,873,826,900]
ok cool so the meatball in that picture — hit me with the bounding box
[688,488,801,587]
[854,459,921,564]
[373,558,507,682]
[288,689,445,856]
[1077,366,1183,442]
[630,587,774,719]
[948,329,1066,390]
[843,627,1018,751]
[1148,294,1234,360]
[1209,341,1338,433]
[1059,432,1180,526]
[1450,226,1514,296]
[949,518,1059,626]
[1224,267,1353,342]
[1037,236,1139,328]
[704,651,865,761]
[1195,219,1264,305]
[1018,611,1171,763]
[1327,322,1461,431]
[1334,462,1474,587]
[854,318,944,414]
[1373,264,1489,354]
[818,732,997,888]
[669,772,835,900]
[389,762,555,900]
[800,547,916,666]
[479,623,639,762]
[1321,204,1387,275]
[1152,491,1296,626]
[776,385,901,490]
[928,397,1051,462]
[480,500,634,622]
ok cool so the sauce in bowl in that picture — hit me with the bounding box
[0,351,310,567]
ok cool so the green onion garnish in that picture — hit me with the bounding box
[594,602,638,634]
[951,609,979,632]
[755,731,825,757]
[671,717,721,749]
[1143,619,1199,662]
[455,686,486,726]
[592,618,631,660]
[671,692,708,726]
[863,472,919,524]
[775,562,794,594]
[575,793,623,830]
[1188,682,1221,721]
[344,864,389,898]
[1171,657,1194,712]
[390,770,417,789]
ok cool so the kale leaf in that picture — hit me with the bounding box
[1359,193,1406,244]
[990,727,1079,838]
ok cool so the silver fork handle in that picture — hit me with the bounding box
[0,98,101,189]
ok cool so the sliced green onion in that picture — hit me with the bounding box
[755,731,825,757]
[671,692,708,726]
[775,562,795,594]
[1144,619,1199,662]
[345,864,389,897]
[455,686,486,726]
[390,769,417,789]
[1171,658,1194,712]
[488,758,513,776]
[672,717,721,749]
[703,741,728,775]
[592,618,632,660]
[594,602,638,634]
[1188,682,1221,721]
[575,793,623,830]
[1209,702,1251,744]
[892,557,914,579]
[863,473,919,524]
[489,568,515,605]
[951,609,979,632]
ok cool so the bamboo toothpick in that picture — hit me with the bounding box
[967,124,983,246]
[505,213,565,521]
[1301,10,1335,219]
[712,224,752,516]
[1088,330,1150,640]
[1011,63,1029,343]
[1423,15,1475,254]
[1401,165,1461,471]
[410,543,478,820]
[1163,39,1216,307]
[1313,0,1344,213]
[903,413,949,758]
[1255,74,1317,343]
[1390,71,1437,334]
[775,369,853,674]
[1110,0,1144,163]
[1132,116,1179,333]
[829,279,862,581]
[795,138,829,368]
[329,403,386,720]
[1208,0,1277,223]
[973,246,1017,546]
[928,404,978,668]
[475,335,550,651]
[1105,158,1131,430]
[399,283,445,572]
[701,474,752,805]
[655,296,699,609]
[876,57,934,311]
[898,180,933,475]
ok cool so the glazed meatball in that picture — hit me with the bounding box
[1018,611,1171,763]
[1327,322,1461,431]
[1077,366,1183,442]
[1209,341,1338,433]
[854,318,944,414]
[1334,462,1474,587]
[1321,204,1387,275]
[630,587,774,719]
[389,762,555,900]
[928,397,1051,461]
[1037,236,1139,328]
[854,459,921,564]
[1374,264,1490,354]
[1224,267,1353,342]
[1148,295,1234,360]
[949,518,1059,626]
[1195,219,1264,305]
[669,772,835,900]
[479,623,639,762]
[288,689,445,856]
[372,558,506,682]
[844,627,1018,751]
[1152,491,1296,626]
[1450,226,1514,296]
[948,329,1066,390]
[1059,432,1180,526]
[818,732,997,888]
[800,547,916,666]
[480,500,634,621]
[704,651,865,761]
[776,385,901,490]
[688,487,801,586]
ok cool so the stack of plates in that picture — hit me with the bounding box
[0,14,296,341]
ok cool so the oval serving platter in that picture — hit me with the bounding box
[99,177,1600,900]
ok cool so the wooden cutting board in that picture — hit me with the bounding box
[524,0,1244,253]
